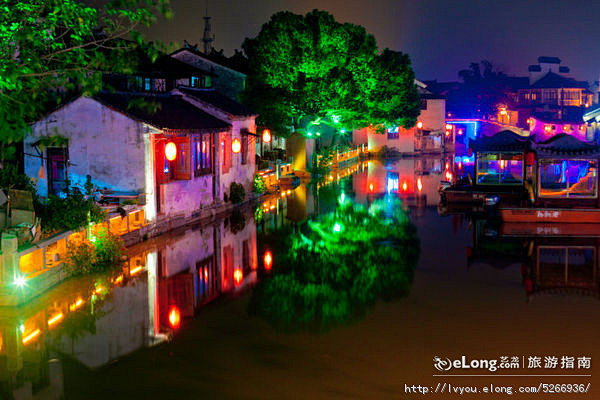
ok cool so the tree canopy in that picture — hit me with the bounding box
[447,60,511,118]
[241,9,420,137]
[0,0,171,160]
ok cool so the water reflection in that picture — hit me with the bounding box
[2,156,599,398]
[467,217,600,301]
[250,198,420,331]
[0,206,258,399]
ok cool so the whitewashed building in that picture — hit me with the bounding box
[24,56,257,227]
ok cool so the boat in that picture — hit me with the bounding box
[498,134,600,223]
[439,130,531,205]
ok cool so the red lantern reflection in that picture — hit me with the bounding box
[234,268,243,286]
[263,250,273,270]
[168,306,181,329]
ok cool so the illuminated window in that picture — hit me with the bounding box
[193,134,212,176]
[563,124,571,132]
[191,76,200,87]
[386,172,399,193]
[476,153,523,185]
[387,127,399,140]
[539,159,597,198]
[144,77,151,91]
[241,135,248,165]
[196,256,215,301]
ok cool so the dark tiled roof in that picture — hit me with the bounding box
[420,92,445,100]
[534,134,599,156]
[528,65,542,72]
[179,88,257,117]
[469,130,531,152]
[170,47,248,74]
[538,56,561,64]
[532,109,584,124]
[531,72,588,89]
[95,92,231,131]
[137,55,216,79]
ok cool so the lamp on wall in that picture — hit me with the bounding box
[262,129,271,143]
[231,138,241,153]
[165,142,177,161]
[38,161,46,180]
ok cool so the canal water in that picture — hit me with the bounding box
[2,157,600,399]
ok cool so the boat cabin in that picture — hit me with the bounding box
[471,130,531,187]
[532,134,599,208]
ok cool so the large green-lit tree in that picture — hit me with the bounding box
[0,0,171,161]
[241,9,420,137]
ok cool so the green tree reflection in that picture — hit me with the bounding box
[251,198,420,331]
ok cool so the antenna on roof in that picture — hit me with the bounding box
[202,0,215,54]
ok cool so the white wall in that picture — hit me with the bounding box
[26,97,147,198]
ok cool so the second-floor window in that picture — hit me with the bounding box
[193,134,212,176]
[190,75,213,89]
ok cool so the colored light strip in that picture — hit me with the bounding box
[22,329,41,345]
[48,313,64,326]
[70,298,84,311]
[130,266,143,275]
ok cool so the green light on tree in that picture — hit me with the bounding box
[241,9,420,138]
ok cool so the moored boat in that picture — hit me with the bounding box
[439,130,531,205]
[498,134,600,223]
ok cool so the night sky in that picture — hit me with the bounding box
[144,0,600,84]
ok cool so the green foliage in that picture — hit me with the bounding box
[36,192,106,234]
[65,240,97,275]
[0,0,171,160]
[254,206,264,224]
[228,209,246,234]
[307,146,334,179]
[250,197,420,331]
[242,9,420,137]
[0,165,38,201]
[65,229,125,276]
[94,229,126,271]
[229,181,246,204]
[252,173,267,194]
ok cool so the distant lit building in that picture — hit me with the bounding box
[353,80,447,154]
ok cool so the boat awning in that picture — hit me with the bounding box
[469,130,531,153]
[533,134,600,157]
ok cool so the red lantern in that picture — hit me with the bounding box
[232,138,241,153]
[416,121,423,129]
[262,129,272,143]
[165,142,177,161]
[526,152,535,166]
[168,306,181,329]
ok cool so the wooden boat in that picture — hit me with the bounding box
[500,207,600,223]
[498,134,600,223]
[440,130,531,205]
